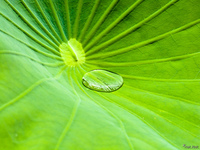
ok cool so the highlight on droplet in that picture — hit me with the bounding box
[82,69,123,92]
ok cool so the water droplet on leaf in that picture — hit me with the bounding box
[82,70,123,92]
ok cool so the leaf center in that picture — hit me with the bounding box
[59,38,85,66]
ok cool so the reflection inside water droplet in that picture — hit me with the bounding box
[82,69,123,92]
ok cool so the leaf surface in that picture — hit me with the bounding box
[0,0,200,150]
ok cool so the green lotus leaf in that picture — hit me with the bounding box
[0,0,200,150]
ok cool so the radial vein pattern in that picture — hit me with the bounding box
[0,0,200,150]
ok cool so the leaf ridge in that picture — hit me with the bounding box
[88,51,200,66]
[49,0,67,42]
[115,90,200,138]
[78,0,100,42]
[86,0,179,55]
[54,68,81,150]
[0,65,67,112]
[82,0,119,46]
[0,29,62,60]
[4,0,59,50]
[0,78,54,112]
[95,92,179,150]
[35,0,62,43]
[0,13,60,56]
[0,50,64,67]
[84,0,144,51]
[21,0,61,46]
[64,0,72,39]
[73,0,83,39]
[124,84,200,106]
[121,74,200,82]
[87,19,200,59]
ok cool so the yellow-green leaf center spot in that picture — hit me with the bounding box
[59,38,85,66]
[82,70,123,92]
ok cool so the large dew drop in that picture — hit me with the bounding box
[82,70,123,92]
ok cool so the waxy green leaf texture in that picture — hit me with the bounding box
[0,0,200,149]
